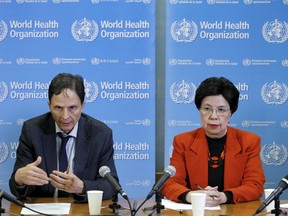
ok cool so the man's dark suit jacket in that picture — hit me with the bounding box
[9,112,118,202]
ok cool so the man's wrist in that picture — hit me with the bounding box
[77,182,86,195]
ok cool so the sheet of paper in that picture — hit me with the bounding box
[280,203,288,209]
[21,203,71,215]
[161,199,221,211]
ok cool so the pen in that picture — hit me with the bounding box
[195,184,217,199]
[66,165,70,174]
[195,183,205,191]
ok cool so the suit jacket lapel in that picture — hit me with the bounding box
[74,118,90,177]
[42,116,57,174]
[41,116,57,195]
[224,127,246,189]
[188,129,209,188]
[42,133,57,174]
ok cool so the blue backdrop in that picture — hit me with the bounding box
[165,0,288,199]
[0,0,155,200]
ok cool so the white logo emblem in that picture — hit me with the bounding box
[169,58,177,66]
[206,59,215,66]
[52,58,62,65]
[241,120,251,127]
[0,81,9,103]
[243,0,253,4]
[262,19,288,43]
[0,142,9,163]
[84,80,99,103]
[141,119,150,126]
[261,81,288,105]
[282,59,288,67]
[141,179,151,187]
[168,119,177,127]
[170,0,178,3]
[91,0,100,4]
[242,59,252,66]
[17,118,26,126]
[170,80,196,104]
[280,121,288,128]
[91,58,100,65]
[261,142,288,166]
[170,19,198,42]
[16,58,25,65]
[0,20,8,42]
[71,18,99,42]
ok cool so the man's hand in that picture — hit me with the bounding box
[50,170,85,195]
[15,156,49,186]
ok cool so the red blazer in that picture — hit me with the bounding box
[162,127,265,204]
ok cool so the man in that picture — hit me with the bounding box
[9,73,118,202]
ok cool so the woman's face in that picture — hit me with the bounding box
[199,95,231,138]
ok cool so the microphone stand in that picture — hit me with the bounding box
[270,194,287,216]
[109,191,122,213]
[143,191,165,216]
[0,198,4,216]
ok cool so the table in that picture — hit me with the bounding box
[1,197,287,216]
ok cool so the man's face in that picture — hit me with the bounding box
[48,89,85,134]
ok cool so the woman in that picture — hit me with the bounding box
[162,77,265,206]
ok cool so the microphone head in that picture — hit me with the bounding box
[99,166,110,177]
[282,175,288,182]
[280,175,288,190]
[165,165,176,177]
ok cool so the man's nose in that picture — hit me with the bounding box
[62,108,70,119]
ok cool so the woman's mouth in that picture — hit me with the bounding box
[209,124,219,129]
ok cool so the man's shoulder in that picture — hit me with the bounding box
[80,113,111,130]
[24,112,52,124]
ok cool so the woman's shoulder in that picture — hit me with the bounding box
[174,128,204,140]
[228,126,260,138]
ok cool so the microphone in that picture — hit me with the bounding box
[0,189,25,207]
[146,165,176,200]
[0,189,59,216]
[254,175,288,215]
[99,166,128,200]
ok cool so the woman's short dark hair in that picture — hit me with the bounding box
[48,73,85,104]
[194,77,240,114]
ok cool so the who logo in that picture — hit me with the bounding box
[261,142,288,166]
[84,80,99,103]
[0,81,9,103]
[0,20,8,42]
[0,142,9,164]
[261,81,288,105]
[170,80,196,104]
[170,18,198,43]
[71,18,99,42]
[262,19,288,43]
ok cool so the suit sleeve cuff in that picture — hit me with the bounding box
[224,191,234,204]
[179,190,191,203]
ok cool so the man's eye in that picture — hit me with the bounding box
[69,106,77,111]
